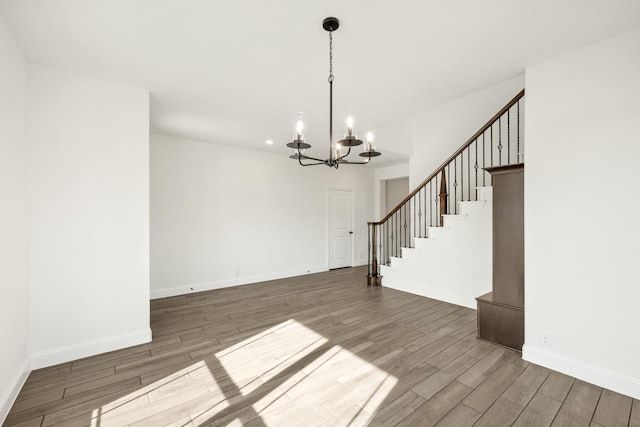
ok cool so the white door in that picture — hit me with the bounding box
[328,189,353,269]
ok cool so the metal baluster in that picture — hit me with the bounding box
[447,164,450,218]
[381,223,384,267]
[393,213,396,258]
[461,150,464,205]
[507,108,511,163]
[412,195,416,243]
[418,188,422,236]
[377,223,380,268]
[380,224,384,269]
[439,167,442,222]
[399,207,403,252]
[388,220,391,263]
[438,169,441,226]
[420,185,427,237]
[383,222,387,265]
[498,116,502,166]
[409,197,412,242]
[404,204,408,249]
[385,221,389,265]
[517,100,521,162]
[393,212,400,256]
[433,174,437,228]
[474,139,479,200]
[490,125,494,167]
[399,209,401,254]
[391,215,394,260]
[418,188,422,238]
[396,211,400,257]
[423,186,427,234]
[367,223,375,277]
[467,147,471,201]
[453,158,457,214]
[392,213,395,258]
[490,126,494,185]
[386,219,389,262]
[424,181,438,231]
[482,133,486,186]
[404,203,415,248]
[391,214,394,259]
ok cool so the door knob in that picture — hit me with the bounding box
[349,231,354,234]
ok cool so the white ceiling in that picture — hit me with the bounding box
[1,0,639,166]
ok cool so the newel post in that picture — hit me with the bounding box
[439,169,448,226]
[367,222,381,286]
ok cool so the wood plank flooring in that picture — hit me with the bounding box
[4,266,640,426]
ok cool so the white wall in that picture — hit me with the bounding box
[524,28,640,399]
[0,14,30,422]
[373,162,410,219]
[27,65,151,368]
[377,76,524,190]
[385,178,409,214]
[150,134,374,298]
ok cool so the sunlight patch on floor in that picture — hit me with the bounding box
[88,319,397,426]
[249,344,398,426]
[88,360,218,426]
[215,319,329,395]
[202,319,398,425]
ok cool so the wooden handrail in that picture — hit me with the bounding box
[372,89,525,225]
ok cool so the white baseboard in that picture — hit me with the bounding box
[31,328,152,370]
[382,282,478,310]
[150,266,329,299]
[523,344,640,400]
[0,357,30,425]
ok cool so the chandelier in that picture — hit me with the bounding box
[287,17,381,168]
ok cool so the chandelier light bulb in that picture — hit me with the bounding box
[296,120,304,139]
[346,115,354,136]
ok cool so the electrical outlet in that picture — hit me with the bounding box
[539,332,551,346]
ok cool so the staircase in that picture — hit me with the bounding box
[380,187,492,308]
[367,90,525,307]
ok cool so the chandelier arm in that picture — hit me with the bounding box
[297,153,326,162]
[299,161,327,167]
[338,158,372,165]
[336,144,352,161]
[297,155,328,166]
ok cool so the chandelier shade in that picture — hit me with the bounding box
[286,17,382,168]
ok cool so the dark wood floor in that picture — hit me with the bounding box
[4,266,640,426]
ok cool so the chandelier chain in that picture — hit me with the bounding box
[328,31,334,82]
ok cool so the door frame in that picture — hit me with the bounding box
[327,188,355,269]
